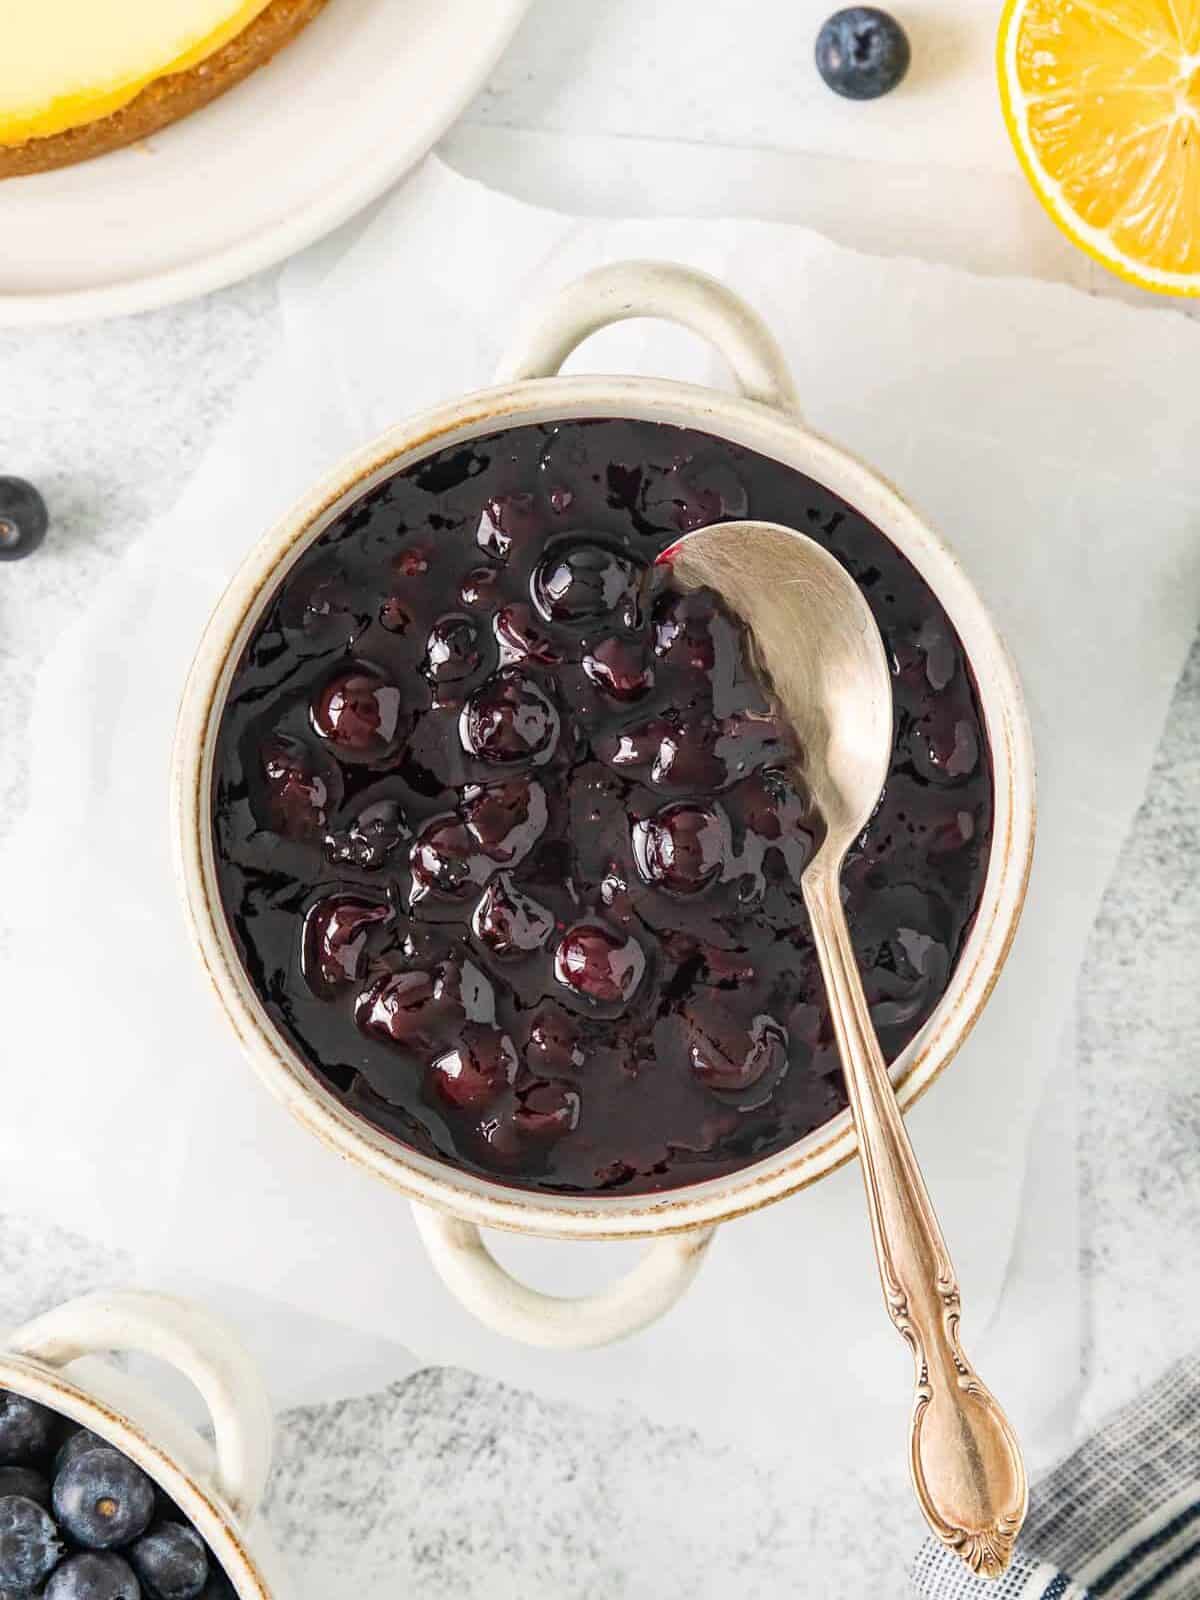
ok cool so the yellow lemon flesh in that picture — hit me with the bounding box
[999,0,1200,295]
[0,0,273,147]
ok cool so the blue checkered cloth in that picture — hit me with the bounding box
[912,1354,1200,1600]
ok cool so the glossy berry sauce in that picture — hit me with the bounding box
[212,419,992,1195]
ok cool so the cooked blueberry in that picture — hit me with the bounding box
[815,7,910,99]
[685,1007,788,1092]
[554,924,645,1006]
[650,719,726,790]
[459,567,499,608]
[908,712,980,784]
[129,1523,208,1600]
[429,1024,519,1111]
[459,673,559,764]
[593,716,674,772]
[471,874,554,956]
[646,455,749,534]
[46,1552,141,1600]
[531,544,640,625]
[410,817,493,901]
[301,895,392,995]
[392,544,433,579]
[0,1467,49,1507]
[514,1081,581,1140]
[355,963,463,1053]
[581,638,654,700]
[53,1446,155,1549]
[310,667,403,759]
[633,803,725,893]
[259,734,341,838]
[493,603,564,666]
[477,493,538,561]
[0,1393,57,1462]
[323,798,408,870]
[525,1006,584,1072]
[461,777,547,864]
[0,1494,62,1589]
[0,477,49,563]
[378,595,414,635]
[423,616,481,686]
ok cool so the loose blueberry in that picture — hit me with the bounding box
[46,1552,141,1600]
[0,1392,57,1461]
[632,803,725,893]
[53,1447,155,1549]
[815,7,910,99]
[554,924,645,1007]
[0,478,49,563]
[310,666,403,760]
[459,673,559,765]
[129,1524,208,1600]
[0,1494,62,1590]
[428,1024,519,1111]
[0,1467,49,1507]
[531,544,640,625]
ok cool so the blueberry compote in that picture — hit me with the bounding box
[212,419,992,1195]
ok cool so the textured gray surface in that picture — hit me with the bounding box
[1,45,1198,1593]
[1,267,1196,1588]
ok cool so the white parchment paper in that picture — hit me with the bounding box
[1,160,1197,1477]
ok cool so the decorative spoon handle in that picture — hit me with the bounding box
[803,858,1028,1579]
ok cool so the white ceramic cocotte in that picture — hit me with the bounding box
[173,260,1036,1353]
[0,1291,283,1600]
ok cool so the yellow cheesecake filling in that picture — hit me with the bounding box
[0,0,275,147]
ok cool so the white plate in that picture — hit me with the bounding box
[0,0,532,325]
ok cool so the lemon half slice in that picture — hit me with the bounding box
[998,0,1200,295]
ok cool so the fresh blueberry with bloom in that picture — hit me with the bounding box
[0,1464,51,1505]
[0,1392,58,1461]
[0,1492,63,1590]
[815,7,910,99]
[130,1523,209,1600]
[46,1551,142,1600]
[56,1430,111,1474]
[53,1448,156,1550]
[0,476,49,562]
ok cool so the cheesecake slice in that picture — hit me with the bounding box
[0,0,327,178]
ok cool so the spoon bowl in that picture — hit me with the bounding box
[663,518,892,852]
[663,519,1028,1580]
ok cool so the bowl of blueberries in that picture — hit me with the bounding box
[0,1292,280,1600]
[173,258,1036,1350]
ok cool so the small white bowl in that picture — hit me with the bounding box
[173,260,1036,1352]
[0,1291,282,1600]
